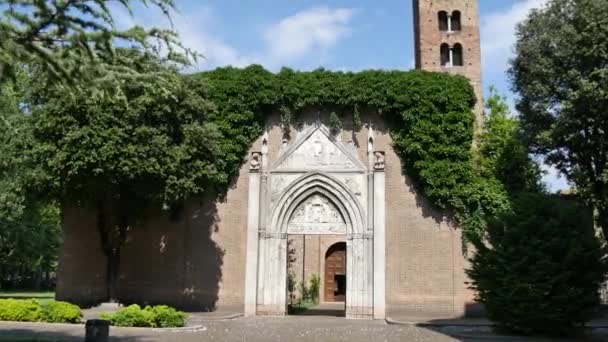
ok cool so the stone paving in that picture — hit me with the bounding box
[2,317,608,342]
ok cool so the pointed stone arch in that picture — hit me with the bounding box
[270,172,366,235]
[256,172,373,319]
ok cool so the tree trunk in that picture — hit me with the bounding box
[598,206,608,244]
[97,199,130,303]
[106,249,120,302]
[594,204,608,304]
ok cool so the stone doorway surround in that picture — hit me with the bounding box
[244,123,386,319]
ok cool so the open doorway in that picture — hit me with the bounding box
[325,242,346,302]
[286,236,346,317]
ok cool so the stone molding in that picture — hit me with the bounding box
[271,124,366,172]
[259,232,287,240]
[348,232,374,240]
[269,172,366,234]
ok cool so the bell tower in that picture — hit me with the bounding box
[413,0,483,124]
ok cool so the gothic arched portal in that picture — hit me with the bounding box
[243,124,386,319]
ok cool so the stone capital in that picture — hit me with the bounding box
[259,232,287,240]
[348,232,373,240]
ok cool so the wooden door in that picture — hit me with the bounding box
[324,243,346,302]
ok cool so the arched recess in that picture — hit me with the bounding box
[438,11,448,31]
[453,43,464,66]
[451,11,462,31]
[440,43,450,66]
[325,242,347,302]
[270,172,366,235]
[257,172,373,319]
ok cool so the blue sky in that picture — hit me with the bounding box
[119,0,567,191]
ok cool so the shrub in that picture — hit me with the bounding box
[467,193,608,335]
[297,281,309,302]
[101,304,186,328]
[101,304,155,327]
[309,274,320,303]
[0,299,43,322]
[41,301,82,323]
[148,305,186,328]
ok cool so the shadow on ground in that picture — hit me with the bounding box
[0,328,153,342]
[421,325,608,342]
[289,302,346,317]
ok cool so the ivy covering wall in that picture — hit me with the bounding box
[193,65,509,241]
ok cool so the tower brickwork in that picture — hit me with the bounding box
[413,0,484,125]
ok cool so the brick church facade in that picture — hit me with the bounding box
[56,0,483,319]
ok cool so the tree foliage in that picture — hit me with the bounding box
[0,0,194,86]
[0,74,61,289]
[510,0,608,238]
[476,87,543,193]
[28,53,220,299]
[468,193,608,335]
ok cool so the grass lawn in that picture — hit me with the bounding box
[0,291,55,305]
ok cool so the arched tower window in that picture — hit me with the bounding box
[440,43,450,66]
[438,11,448,31]
[453,44,464,66]
[451,11,462,31]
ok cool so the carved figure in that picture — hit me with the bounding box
[374,151,385,170]
[250,152,261,171]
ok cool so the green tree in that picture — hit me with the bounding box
[0,0,193,85]
[28,54,221,301]
[0,72,61,289]
[476,87,543,193]
[509,0,608,238]
[468,193,608,335]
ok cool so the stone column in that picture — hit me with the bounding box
[373,151,386,319]
[258,232,288,316]
[447,14,453,32]
[346,233,374,319]
[449,48,454,68]
[244,152,262,316]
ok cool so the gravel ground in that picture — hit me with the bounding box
[1,317,607,342]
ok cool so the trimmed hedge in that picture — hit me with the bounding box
[0,299,82,323]
[41,300,83,324]
[0,299,43,322]
[101,304,187,328]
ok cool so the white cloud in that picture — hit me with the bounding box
[172,8,253,70]
[108,4,356,71]
[263,7,356,67]
[481,0,548,81]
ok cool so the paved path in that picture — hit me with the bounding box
[1,317,608,342]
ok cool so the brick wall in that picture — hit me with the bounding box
[413,0,484,125]
[56,162,250,311]
[56,112,475,317]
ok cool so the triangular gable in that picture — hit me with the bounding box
[271,124,366,171]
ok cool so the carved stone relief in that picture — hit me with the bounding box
[374,151,385,170]
[275,130,358,170]
[287,194,347,234]
[250,152,261,171]
[270,175,300,205]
